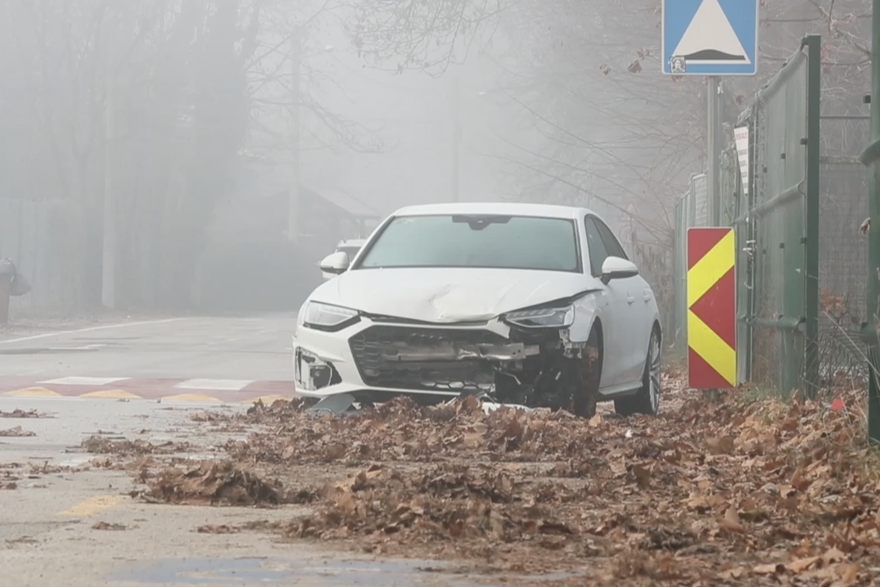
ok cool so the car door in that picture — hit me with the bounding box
[583,216,629,390]
[592,217,651,386]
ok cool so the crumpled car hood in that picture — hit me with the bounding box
[309,268,601,323]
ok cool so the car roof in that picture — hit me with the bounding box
[391,202,592,220]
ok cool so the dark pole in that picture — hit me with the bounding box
[804,35,821,400]
[859,0,880,443]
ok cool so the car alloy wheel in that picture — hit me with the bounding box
[613,327,661,417]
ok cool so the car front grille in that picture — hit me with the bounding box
[348,325,508,392]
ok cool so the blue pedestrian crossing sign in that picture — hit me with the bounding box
[662,0,758,76]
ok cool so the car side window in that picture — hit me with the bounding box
[583,216,608,277]
[593,217,629,260]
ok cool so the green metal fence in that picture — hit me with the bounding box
[747,35,820,396]
[673,36,824,397]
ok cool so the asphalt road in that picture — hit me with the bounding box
[0,315,296,380]
[0,397,473,587]
[0,316,486,587]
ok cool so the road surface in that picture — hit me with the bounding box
[0,316,483,587]
[0,316,297,402]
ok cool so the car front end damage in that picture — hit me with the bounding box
[293,296,600,414]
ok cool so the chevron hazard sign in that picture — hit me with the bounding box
[687,227,737,388]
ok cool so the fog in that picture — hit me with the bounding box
[0,0,870,316]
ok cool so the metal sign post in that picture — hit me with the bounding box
[707,76,721,225]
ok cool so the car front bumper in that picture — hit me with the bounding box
[292,316,528,403]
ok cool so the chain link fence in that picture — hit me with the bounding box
[816,116,870,386]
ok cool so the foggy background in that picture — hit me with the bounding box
[0,0,870,316]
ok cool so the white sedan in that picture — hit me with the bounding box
[293,202,662,418]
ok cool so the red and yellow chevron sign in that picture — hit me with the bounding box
[687,227,736,389]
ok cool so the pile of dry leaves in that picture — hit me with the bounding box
[127,381,880,585]
[224,394,622,465]
[138,460,283,505]
[82,436,192,456]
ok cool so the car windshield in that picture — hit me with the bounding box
[356,214,580,272]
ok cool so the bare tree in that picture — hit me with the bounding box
[338,0,872,327]
[0,0,389,309]
[343,0,504,74]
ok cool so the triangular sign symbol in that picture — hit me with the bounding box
[673,0,750,64]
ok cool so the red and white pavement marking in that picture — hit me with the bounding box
[0,376,295,404]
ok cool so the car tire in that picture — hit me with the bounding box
[570,326,601,419]
[614,326,661,417]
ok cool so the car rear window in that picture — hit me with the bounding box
[355,214,581,272]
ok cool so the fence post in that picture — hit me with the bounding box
[860,0,880,443]
[804,35,821,400]
[743,105,758,384]
[674,200,683,348]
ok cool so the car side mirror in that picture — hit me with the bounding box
[601,256,638,284]
[319,251,350,275]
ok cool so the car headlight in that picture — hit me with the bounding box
[303,301,359,331]
[504,305,575,328]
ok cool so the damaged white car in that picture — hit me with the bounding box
[293,203,661,418]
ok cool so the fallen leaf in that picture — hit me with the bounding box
[832,563,860,587]
[718,566,747,579]
[787,556,819,573]
[706,435,735,455]
[719,507,746,533]
[631,463,652,489]
[791,466,811,491]
[823,547,846,564]
[753,563,785,575]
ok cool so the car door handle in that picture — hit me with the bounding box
[626,295,635,304]
[643,291,652,302]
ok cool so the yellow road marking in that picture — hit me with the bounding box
[688,310,737,386]
[3,387,62,397]
[79,389,143,399]
[57,495,127,517]
[687,229,735,307]
[162,393,222,403]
